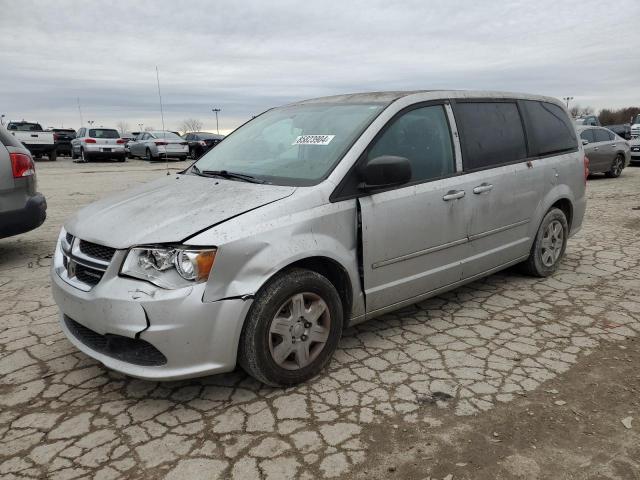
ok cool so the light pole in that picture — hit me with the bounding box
[138,123,144,132]
[562,96,574,109]
[212,108,221,134]
[0,114,4,126]
[87,120,95,127]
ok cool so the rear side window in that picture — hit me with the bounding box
[0,127,26,148]
[593,129,611,143]
[455,102,527,170]
[580,129,595,143]
[89,129,119,139]
[522,101,577,155]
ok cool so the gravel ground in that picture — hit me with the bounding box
[1,157,639,480]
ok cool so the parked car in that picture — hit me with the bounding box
[52,90,586,386]
[630,114,640,139]
[630,137,640,164]
[50,128,77,156]
[70,127,126,162]
[183,132,225,159]
[574,115,600,127]
[120,132,138,156]
[604,124,630,140]
[128,131,188,160]
[0,125,47,239]
[577,126,630,177]
[6,121,57,160]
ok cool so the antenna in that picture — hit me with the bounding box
[156,66,169,176]
[77,97,84,126]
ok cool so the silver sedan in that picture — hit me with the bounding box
[129,131,189,161]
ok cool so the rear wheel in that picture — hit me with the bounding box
[80,148,88,163]
[71,147,77,160]
[145,148,155,161]
[521,208,568,277]
[239,268,343,386]
[189,147,198,160]
[605,154,624,178]
[49,149,57,161]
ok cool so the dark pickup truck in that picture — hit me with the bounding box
[50,128,76,156]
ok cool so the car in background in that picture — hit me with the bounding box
[6,121,57,160]
[70,127,126,162]
[183,132,225,159]
[631,114,640,139]
[575,115,600,127]
[604,124,630,140]
[0,125,47,239]
[630,138,640,164]
[128,130,188,161]
[50,128,77,156]
[120,132,138,157]
[578,126,630,177]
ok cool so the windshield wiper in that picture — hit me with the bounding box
[200,169,266,184]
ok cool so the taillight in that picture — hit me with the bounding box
[10,152,35,178]
[116,139,126,144]
[155,141,168,146]
[583,155,590,184]
[53,133,59,141]
[84,138,96,143]
[198,141,206,146]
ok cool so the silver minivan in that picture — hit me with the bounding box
[52,91,587,386]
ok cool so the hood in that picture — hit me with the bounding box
[65,174,295,248]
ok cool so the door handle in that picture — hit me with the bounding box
[473,183,494,194]
[442,190,465,201]
[593,147,599,150]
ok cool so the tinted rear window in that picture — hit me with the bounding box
[0,127,26,148]
[455,102,527,170]
[522,101,577,155]
[7,122,43,131]
[89,129,119,139]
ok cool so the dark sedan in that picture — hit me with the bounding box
[183,132,224,159]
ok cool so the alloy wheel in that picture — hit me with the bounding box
[540,219,564,267]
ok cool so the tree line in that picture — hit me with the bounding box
[569,105,640,125]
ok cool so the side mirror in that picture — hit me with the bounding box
[581,139,589,145]
[359,155,412,190]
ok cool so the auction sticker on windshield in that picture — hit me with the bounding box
[292,135,335,145]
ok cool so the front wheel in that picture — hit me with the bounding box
[145,148,156,161]
[521,208,568,277]
[239,268,343,386]
[605,154,624,178]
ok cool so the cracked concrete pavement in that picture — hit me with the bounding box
[1,158,639,479]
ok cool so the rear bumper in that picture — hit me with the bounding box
[24,144,56,154]
[0,193,47,238]
[84,150,126,160]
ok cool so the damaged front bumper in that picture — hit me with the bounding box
[51,259,253,381]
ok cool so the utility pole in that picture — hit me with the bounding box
[138,123,144,132]
[0,114,5,126]
[562,96,574,109]
[77,97,84,126]
[212,108,221,134]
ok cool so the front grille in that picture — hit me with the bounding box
[64,316,167,366]
[79,240,116,262]
[75,264,103,286]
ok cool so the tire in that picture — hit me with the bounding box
[145,148,156,161]
[605,154,624,178]
[239,268,343,386]
[80,148,89,163]
[71,147,77,160]
[189,147,197,160]
[521,208,569,277]
[49,149,57,161]
[117,155,126,162]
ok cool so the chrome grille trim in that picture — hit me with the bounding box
[58,236,115,290]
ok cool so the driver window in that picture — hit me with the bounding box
[367,105,455,183]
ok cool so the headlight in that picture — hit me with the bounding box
[120,246,216,289]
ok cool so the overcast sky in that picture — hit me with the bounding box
[1,0,639,133]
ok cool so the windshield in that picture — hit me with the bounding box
[89,129,119,138]
[151,131,183,140]
[193,102,385,186]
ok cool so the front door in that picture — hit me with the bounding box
[359,103,470,313]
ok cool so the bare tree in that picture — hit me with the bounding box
[144,126,155,132]
[569,105,581,118]
[116,121,130,135]
[180,118,203,134]
[580,106,594,116]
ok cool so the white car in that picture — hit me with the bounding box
[6,121,57,160]
[129,131,188,161]
[70,127,126,163]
